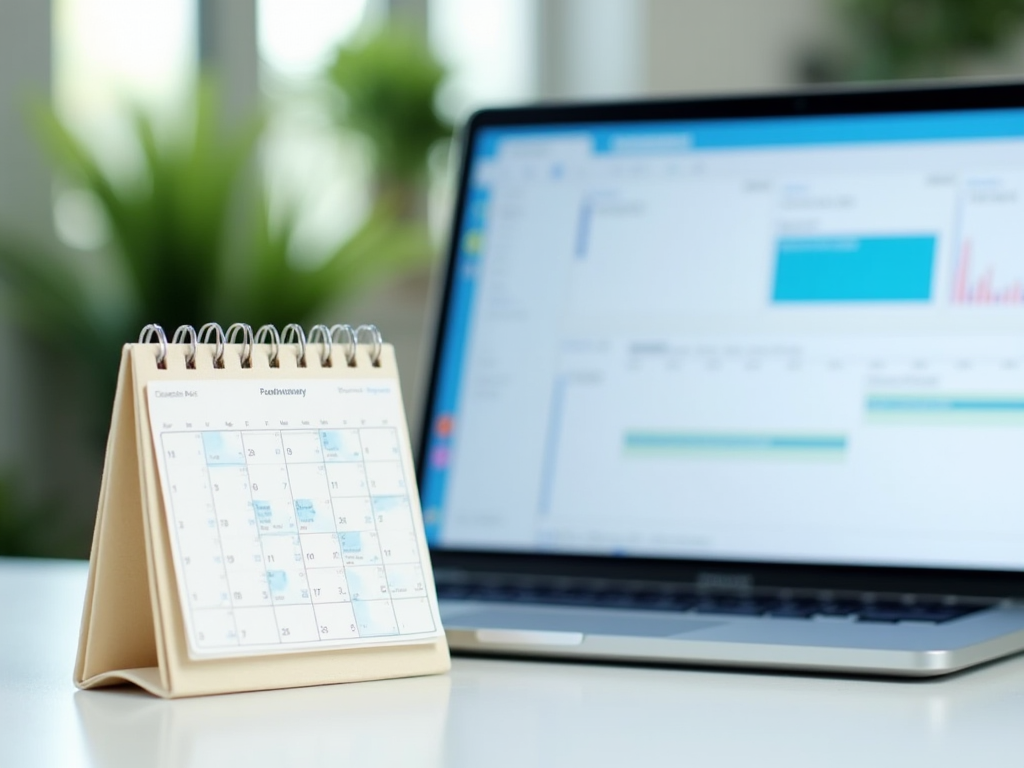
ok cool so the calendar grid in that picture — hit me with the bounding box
[149,377,442,658]
[161,425,437,653]
[206,456,242,646]
[349,427,401,634]
[239,442,282,643]
[167,456,231,646]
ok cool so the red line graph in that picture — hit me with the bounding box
[951,240,1024,304]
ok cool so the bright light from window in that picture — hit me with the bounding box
[426,0,536,243]
[258,0,368,79]
[52,0,196,249]
[429,0,536,120]
[258,0,372,266]
[53,0,196,177]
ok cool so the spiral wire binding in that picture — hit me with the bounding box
[356,324,383,367]
[330,324,357,366]
[280,323,307,367]
[225,322,255,368]
[255,324,281,367]
[197,322,226,367]
[170,325,198,368]
[138,324,168,367]
[307,324,333,367]
[137,322,384,368]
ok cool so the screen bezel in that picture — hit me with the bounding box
[418,79,1024,599]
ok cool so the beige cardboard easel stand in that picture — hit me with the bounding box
[74,341,450,698]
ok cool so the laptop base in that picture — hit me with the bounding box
[441,600,1024,677]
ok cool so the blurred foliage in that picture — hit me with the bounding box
[807,0,1024,81]
[0,477,34,557]
[0,78,434,430]
[0,83,260,412]
[0,475,89,558]
[0,27,452,557]
[325,26,452,190]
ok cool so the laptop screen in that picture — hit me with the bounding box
[420,94,1024,573]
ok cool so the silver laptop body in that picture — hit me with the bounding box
[418,81,1024,677]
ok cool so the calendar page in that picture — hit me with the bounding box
[146,377,444,659]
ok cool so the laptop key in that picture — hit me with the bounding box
[857,602,988,623]
[640,593,698,611]
[856,602,908,623]
[550,588,597,605]
[629,591,673,609]
[667,595,699,611]
[912,605,986,622]
[767,599,820,619]
[815,599,862,617]
[694,596,773,616]
[593,590,638,608]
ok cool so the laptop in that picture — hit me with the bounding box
[416,80,1024,677]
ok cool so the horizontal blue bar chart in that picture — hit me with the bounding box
[773,236,935,302]
[866,395,1024,425]
[623,432,847,460]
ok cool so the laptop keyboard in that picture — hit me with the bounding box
[436,583,989,624]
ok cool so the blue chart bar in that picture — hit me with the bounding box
[866,395,1024,424]
[537,378,568,516]
[574,199,592,260]
[868,396,1024,413]
[773,236,935,302]
[623,432,847,459]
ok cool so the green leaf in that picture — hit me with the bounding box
[834,0,1024,79]
[325,26,452,184]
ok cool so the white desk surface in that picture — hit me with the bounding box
[3,557,1024,768]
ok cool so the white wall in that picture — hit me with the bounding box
[645,0,834,95]
[533,0,835,101]
[536,0,645,100]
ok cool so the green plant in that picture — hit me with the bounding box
[1,83,263,399]
[246,192,432,330]
[0,475,88,558]
[807,0,1024,81]
[0,75,435,558]
[0,79,430,411]
[0,476,33,557]
[325,26,452,197]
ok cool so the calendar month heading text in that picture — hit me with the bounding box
[259,387,306,397]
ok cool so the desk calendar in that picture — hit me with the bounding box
[75,322,451,698]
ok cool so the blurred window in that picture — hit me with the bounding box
[258,0,372,266]
[426,0,536,240]
[49,0,537,256]
[259,0,368,79]
[429,0,536,120]
[52,0,197,249]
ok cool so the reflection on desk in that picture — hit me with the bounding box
[4,557,1024,768]
[75,676,450,768]
[72,639,1024,768]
